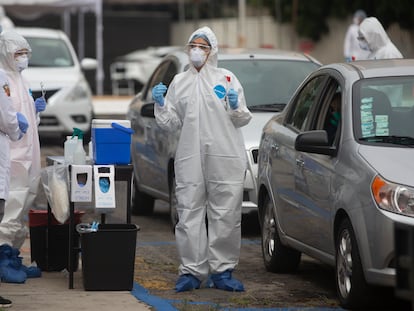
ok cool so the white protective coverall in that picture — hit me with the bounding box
[358,17,403,60]
[155,26,252,281]
[0,7,14,31]
[0,69,23,201]
[0,30,41,248]
[343,11,370,61]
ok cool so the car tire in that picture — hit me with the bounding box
[335,218,373,309]
[131,177,154,216]
[169,173,178,232]
[261,194,301,273]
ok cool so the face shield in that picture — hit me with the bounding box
[186,26,218,68]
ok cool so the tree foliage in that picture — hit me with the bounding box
[256,0,414,41]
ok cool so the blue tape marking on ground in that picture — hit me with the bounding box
[131,282,178,311]
[131,282,344,311]
[221,308,345,311]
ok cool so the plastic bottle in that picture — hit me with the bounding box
[72,128,86,165]
[64,135,78,164]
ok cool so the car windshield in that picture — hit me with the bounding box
[219,59,319,111]
[354,77,414,147]
[26,37,74,67]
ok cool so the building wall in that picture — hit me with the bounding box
[171,16,414,65]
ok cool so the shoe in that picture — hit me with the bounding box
[23,265,42,278]
[175,274,201,292]
[210,270,244,292]
[0,296,12,308]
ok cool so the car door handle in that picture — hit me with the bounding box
[295,159,304,167]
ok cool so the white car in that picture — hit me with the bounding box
[127,48,321,229]
[15,27,97,136]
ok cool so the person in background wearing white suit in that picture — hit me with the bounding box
[0,62,29,307]
[343,9,370,62]
[0,6,14,31]
[0,29,46,249]
[152,26,252,292]
[357,16,403,60]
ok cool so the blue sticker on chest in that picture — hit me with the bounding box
[214,84,226,99]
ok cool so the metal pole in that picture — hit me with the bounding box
[77,10,84,61]
[238,0,246,48]
[95,0,104,95]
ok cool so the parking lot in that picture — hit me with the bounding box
[34,98,410,310]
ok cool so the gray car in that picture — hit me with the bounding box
[257,59,414,309]
[127,48,321,229]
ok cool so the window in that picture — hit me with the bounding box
[145,61,175,101]
[26,37,74,67]
[286,76,326,131]
[219,59,320,109]
[354,77,414,142]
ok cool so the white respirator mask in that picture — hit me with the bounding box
[189,47,207,68]
[15,55,29,72]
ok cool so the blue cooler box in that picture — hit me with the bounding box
[92,119,133,165]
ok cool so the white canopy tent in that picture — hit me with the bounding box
[0,0,104,95]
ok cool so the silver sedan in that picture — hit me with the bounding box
[257,59,414,309]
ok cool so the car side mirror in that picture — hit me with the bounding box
[295,130,337,156]
[141,103,155,118]
[80,58,98,70]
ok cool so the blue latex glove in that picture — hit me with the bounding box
[99,177,110,193]
[151,82,167,106]
[227,88,238,109]
[16,112,28,133]
[34,97,46,113]
[345,57,352,63]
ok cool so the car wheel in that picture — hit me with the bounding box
[335,218,373,309]
[169,174,178,232]
[131,177,154,216]
[261,194,301,273]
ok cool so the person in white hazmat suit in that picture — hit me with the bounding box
[357,17,403,60]
[152,26,252,292]
[343,9,370,62]
[0,29,46,249]
[0,66,28,307]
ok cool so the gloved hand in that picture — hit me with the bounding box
[152,82,167,106]
[16,112,29,134]
[34,97,46,113]
[344,57,352,63]
[227,88,238,109]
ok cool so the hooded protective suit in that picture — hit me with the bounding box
[155,26,252,281]
[0,30,41,248]
[343,10,370,61]
[358,17,403,60]
[0,69,23,201]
